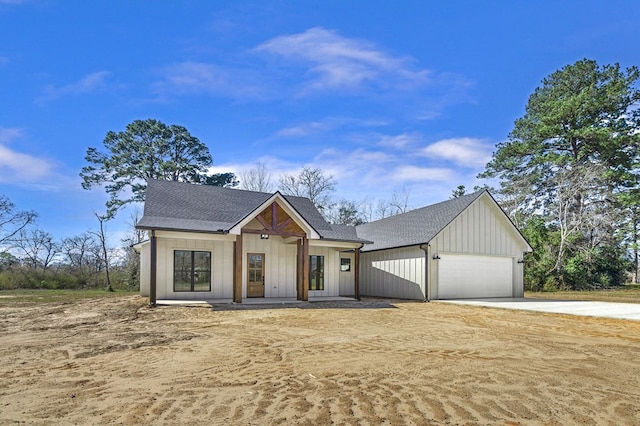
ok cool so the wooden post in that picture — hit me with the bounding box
[354,246,361,300]
[149,230,157,307]
[233,234,243,303]
[296,239,303,300]
[302,236,309,301]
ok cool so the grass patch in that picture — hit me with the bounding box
[0,289,136,305]
[526,284,640,304]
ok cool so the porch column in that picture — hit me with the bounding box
[296,239,303,300]
[149,230,157,307]
[354,246,361,300]
[233,234,243,303]
[302,236,309,301]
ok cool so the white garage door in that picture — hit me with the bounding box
[438,254,513,299]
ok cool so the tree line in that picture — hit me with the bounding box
[1,59,637,292]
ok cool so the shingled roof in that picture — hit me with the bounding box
[355,190,486,252]
[137,179,368,243]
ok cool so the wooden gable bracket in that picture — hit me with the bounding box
[244,202,306,238]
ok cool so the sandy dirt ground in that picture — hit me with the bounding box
[1,295,639,425]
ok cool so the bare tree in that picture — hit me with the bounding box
[359,197,375,222]
[119,208,144,290]
[389,187,411,215]
[279,166,336,214]
[0,195,37,249]
[92,213,113,291]
[61,233,99,270]
[240,162,273,192]
[375,200,392,219]
[14,229,59,270]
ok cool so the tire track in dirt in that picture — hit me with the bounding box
[1,296,640,424]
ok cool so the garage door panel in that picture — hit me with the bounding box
[438,254,512,299]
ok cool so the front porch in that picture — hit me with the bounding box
[157,296,358,307]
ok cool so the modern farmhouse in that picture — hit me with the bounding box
[135,179,531,304]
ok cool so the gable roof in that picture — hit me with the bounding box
[356,190,488,252]
[137,179,368,243]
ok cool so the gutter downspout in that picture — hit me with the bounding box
[419,243,430,302]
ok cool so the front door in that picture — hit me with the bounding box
[247,253,265,298]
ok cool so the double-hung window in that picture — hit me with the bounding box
[309,255,324,291]
[174,250,211,292]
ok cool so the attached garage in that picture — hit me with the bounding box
[357,190,532,301]
[437,254,513,299]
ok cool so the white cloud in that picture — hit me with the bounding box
[393,165,455,182]
[0,128,56,183]
[274,121,334,138]
[38,71,111,103]
[254,27,430,95]
[152,62,267,101]
[421,137,492,168]
[377,132,423,149]
[209,139,488,211]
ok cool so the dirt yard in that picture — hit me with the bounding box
[1,295,639,425]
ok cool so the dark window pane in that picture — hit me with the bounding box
[194,271,211,291]
[341,258,351,272]
[174,250,211,292]
[309,255,324,291]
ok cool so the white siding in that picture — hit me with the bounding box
[360,246,426,300]
[339,253,355,296]
[309,245,342,297]
[139,243,150,297]
[360,193,529,300]
[242,234,298,298]
[155,237,234,300]
[429,194,528,299]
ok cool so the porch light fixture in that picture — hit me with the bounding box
[260,234,269,240]
[517,259,525,264]
[432,254,441,260]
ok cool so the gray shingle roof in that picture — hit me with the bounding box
[137,179,368,243]
[355,190,486,252]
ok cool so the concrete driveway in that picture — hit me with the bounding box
[439,298,640,321]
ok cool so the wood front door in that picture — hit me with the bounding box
[247,253,265,298]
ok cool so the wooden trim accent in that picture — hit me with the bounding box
[276,217,292,231]
[354,246,361,300]
[149,230,157,307]
[242,228,306,238]
[233,234,243,303]
[255,214,271,229]
[302,237,309,301]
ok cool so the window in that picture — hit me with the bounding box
[309,255,324,291]
[340,257,351,272]
[174,250,211,292]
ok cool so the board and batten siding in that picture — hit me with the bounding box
[360,194,529,300]
[428,194,527,299]
[360,246,426,300]
[309,244,342,297]
[153,235,235,300]
[339,253,355,296]
[139,243,150,297]
[241,234,298,298]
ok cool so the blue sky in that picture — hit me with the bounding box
[1,0,639,245]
